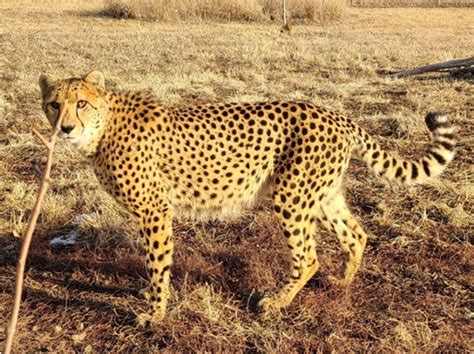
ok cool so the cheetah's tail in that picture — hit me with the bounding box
[354,112,456,185]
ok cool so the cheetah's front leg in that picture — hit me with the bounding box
[136,203,174,325]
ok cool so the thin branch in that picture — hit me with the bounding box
[32,128,51,150]
[389,56,474,78]
[3,111,65,354]
[280,0,292,34]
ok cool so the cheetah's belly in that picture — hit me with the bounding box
[171,176,273,222]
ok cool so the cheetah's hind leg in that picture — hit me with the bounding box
[258,181,320,314]
[317,192,368,286]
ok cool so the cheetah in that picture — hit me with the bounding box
[39,71,456,324]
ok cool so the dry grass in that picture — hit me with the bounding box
[354,0,474,7]
[102,0,347,22]
[0,1,473,352]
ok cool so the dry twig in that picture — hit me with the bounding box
[3,109,65,354]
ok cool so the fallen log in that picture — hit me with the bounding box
[389,56,474,78]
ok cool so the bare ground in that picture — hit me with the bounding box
[0,3,473,352]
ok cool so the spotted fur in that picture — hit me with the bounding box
[39,71,456,324]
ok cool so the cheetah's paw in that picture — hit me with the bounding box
[327,275,351,287]
[258,296,285,316]
[136,310,164,326]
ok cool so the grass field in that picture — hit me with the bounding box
[0,2,473,352]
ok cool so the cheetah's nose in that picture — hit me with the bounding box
[61,124,75,134]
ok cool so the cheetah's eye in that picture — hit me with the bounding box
[49,101,59,110]
[77,100,88,109]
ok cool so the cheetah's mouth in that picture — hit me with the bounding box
[60,135,80,144]
[59,132,79,140]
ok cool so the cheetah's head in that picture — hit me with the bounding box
[39,70,109,156]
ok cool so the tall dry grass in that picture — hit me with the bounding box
[353,0,473,7]
[261,0,347,21]
[102,0,347,22]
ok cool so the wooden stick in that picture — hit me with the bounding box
[32,129,51,149]
[389,56,474,78]
[3,109,65,354]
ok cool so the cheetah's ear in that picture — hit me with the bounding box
[39,74,58,98]
[83,70,105,90]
